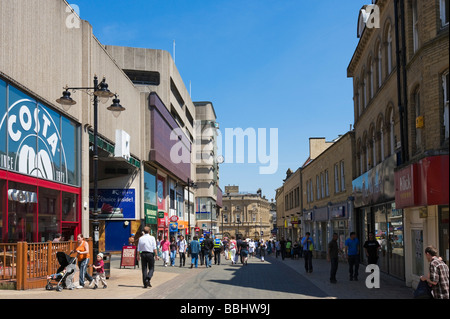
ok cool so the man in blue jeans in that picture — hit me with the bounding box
[301,232,314,273]
[345,232,360,281]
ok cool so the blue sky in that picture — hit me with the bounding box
[73,0,368,201]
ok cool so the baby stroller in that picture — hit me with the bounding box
[45,252,77,292]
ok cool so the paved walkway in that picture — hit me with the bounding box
[0,253,415,299]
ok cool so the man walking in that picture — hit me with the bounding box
[363,232,380,264]
[177,235,187,267]
[327,233,340,283]
[213,236,223,265]
[137,226,158,288]
[301,232,314,273]
[420,246,449,299]
[345,232,360,281]
[203,233,214,268]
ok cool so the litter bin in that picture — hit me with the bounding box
[102,252,111,279]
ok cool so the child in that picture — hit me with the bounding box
[92,253,107,289]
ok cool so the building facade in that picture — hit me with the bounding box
[0,0,222,250]
[221,186,271,241]
[348,0,449,283]
[301,133,356,259]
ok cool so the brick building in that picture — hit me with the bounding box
[348,0,449,285]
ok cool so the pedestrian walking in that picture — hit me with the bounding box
[137,226,158,288]
[92,253,107,289]
[71,234,93,289]
[238,236,249,265]
[301,232,314,273]
[189,236,201,268]
[260,239,266,262]
[420,246,449,299]
[345,232,360,281]
[177,235,187,267]
[249,239,255,258]
[275,239,281,258]
[213,237,223,265]
[229,236,237,265]
[363,232,380,264]
[169,236,177,267]
[199,234,205,266]
[203,233,214,267]
[160,236,170,267]
[280,237,286,260]
[327,233,340,284]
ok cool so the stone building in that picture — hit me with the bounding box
[221,185,271,241]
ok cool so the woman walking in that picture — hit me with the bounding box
[260,239,267,262]
[71,234,93,289]
[229,236,237,265]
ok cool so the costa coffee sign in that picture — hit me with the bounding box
[0,84,69,183]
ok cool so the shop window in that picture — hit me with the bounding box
[439,207,449,266]
[7,182,37,242]
[38,187,60,242]
[62,192,78,222]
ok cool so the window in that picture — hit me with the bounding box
[340,161,346,191]
[443,71,449,140]
[316,175,320,200]
[320,173,324,198]
[440,0,449,27]
[412,0,419,52]
[334,164,340,193]
[123,69,160,86]
[377,44,383,87]
[390,110,395,156]
[387,25,393,74]
[369,58,374,99]
[325,170,329,197]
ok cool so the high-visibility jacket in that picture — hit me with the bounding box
[214,238,222,249]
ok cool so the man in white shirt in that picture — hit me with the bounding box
[137,226,158,288]
[177,235,187,267]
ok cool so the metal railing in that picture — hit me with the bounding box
[0,239,93,290]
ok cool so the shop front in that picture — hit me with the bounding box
[0,77,81,243]
[352,154,405,279]
[329,203,350,258]
[395,155,449,286]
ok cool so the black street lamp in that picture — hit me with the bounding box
[186,178,197,244]
[56,75,125,257]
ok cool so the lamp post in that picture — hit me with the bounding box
[56,75,125,257]
[186,178,196,244]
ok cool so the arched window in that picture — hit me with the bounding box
[386,25,393,74]
[376,42,383,88]
[369,56,374,99]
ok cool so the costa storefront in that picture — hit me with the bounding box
[0,77,81,243]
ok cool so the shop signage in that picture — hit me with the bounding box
[169,215,179,222]
[303,211,313,221]
[395,155,449,208]
[158,211,169,228]
[144,203,157,225]
[157,175,165,211]
[330,206,346,218]
[169,222,178,232]
[0,81,76,184]
[89,188,135,219]
[7,189,37,203]
[352,154,396,207]
[120,245,137,268]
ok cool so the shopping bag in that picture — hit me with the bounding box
[413,280,433,299]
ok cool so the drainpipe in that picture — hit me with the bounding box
[394,0,409,166]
